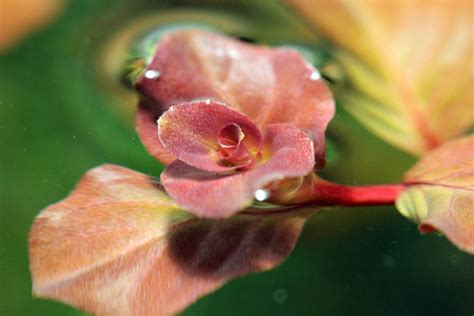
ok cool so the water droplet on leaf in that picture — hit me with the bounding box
[144,69,161,80]
[254,189,270,201]
[228,49,239,58]
[309,71,321,81]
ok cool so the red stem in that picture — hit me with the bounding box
[269,178,405,208]
[310,182,404,207]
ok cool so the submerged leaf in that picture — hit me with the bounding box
[290,0,474,155]
[396,135,474,254]
[135,29,334,167]
[29,164,312,315]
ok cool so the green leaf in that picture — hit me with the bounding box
[396,135,474,254]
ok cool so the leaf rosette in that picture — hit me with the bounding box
[134,29,335,218]
[135,29,334,168]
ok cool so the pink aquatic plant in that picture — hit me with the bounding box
[28,29,473,316]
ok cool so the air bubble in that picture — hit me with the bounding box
[272,288,288,304]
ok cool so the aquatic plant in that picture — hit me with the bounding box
[28,4,473,314]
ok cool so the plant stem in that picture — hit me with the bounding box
[269,176,405,208]
[308,181,404,207]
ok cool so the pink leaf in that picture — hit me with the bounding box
[29,164,311,315]
[161,123,315,218]
[135,29,334,167]
[136,101,176,165]
[158,100,262,172]
[396,135,474,254]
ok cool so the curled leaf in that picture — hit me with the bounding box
[158,100,262,172]
[290,0,474,155]
[135,29,334,166]
[161,122,315,218]
[136,101,177,165]
[29,164,312,315]
[396,135,474,254]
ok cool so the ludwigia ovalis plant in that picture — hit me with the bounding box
[29,7,473,315]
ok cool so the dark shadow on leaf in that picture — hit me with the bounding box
[166,213,311,278]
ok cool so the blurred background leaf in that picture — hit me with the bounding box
[0,0,64,52]
[1,1,473,315]
[290,0,474,156]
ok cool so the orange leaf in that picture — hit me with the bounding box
[29,164,311,315]
[396,135,474,254]
[0,0,65,52]
[289,0,474,155]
